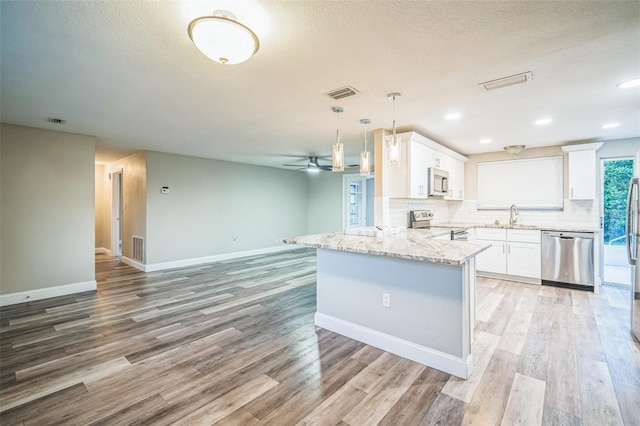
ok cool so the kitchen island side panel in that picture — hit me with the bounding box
[316,248,464,357]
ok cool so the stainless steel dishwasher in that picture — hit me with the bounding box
[541,231,594,289]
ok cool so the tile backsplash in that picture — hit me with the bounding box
[388,198,599,228]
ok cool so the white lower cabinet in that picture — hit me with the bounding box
[475,239,507,274]
[506,242,541,278]
[476,228,541,282]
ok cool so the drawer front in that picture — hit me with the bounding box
[507,229,541,243]
[476,228,507,241]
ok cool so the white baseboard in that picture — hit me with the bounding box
[0,280,97,307]
[476,271,541,285]
[315,312,473,379]
[123,245,301,273]
[121,256,146,272]
[95,247,112,255]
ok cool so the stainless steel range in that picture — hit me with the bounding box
[409,210,468,241]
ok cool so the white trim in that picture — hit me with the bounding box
[561,142,604,153]
[0,280,97,306]
[476,271,542,285]
[121,256,146,272]
[123,245,300,273]
[315,312,473,379]
[94,247,111,255]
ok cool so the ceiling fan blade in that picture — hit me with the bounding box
[283,163,305,167]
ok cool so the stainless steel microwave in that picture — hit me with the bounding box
[428,167,449,198]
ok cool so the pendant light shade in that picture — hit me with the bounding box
[332,107,344,172]
[360,119,371,177]
[188,10,259,65]
[388,93,402,167]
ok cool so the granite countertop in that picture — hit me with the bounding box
[432,222,601,233]
[280,229,491,266]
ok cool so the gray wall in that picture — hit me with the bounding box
[1,124,95,294]
[145,151,308,264]
[306,172,343,234]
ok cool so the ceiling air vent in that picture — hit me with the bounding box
[479,71,533,92]
[47,117,67,124]
[324,86,360,100]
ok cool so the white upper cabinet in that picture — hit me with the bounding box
[387,136,429,198]
[444,155,465,201]
[562,142,603,200]
[385,132,467,200]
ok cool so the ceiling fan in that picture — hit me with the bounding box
[283,156,333,172]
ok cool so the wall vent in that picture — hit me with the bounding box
[479,71,533,92]
[324,86,360,100]
[47,117,67,124]
[132,236,144,263]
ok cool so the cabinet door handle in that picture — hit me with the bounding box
[571,187,574,198]
[502,243,505,253]
[507,243,511,254]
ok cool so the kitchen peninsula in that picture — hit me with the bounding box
[281,229,490,379]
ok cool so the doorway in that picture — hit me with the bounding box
[343,174,374,229]
[601,157,634,286]
[111,171,123,257]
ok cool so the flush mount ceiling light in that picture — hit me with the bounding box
[479,138,492,144]
[387,93,402,168]
[479,71,533,92]
[188,10,259,64]
[617,78,640,89]
[601,122,620,129]
[504,145,526,154]
[331,107,345,172]
[445,112,461,121]
[360,119,371,177]
[535,118,553,126]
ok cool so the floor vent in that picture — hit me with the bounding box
[324,86,360,100]
[132,236,144,263]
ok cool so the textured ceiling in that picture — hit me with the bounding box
[1,1,639,168]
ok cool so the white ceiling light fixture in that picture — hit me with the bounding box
[601,122,620,129]
[617,78,640,89]
[504,145,526,154]
[360,119,371,177]
[331,107,345,172]
[387,93,402,168]
[479,138,492,144]
[188,10,259,65]
[535,118,553,126]
[479,71,533,92]
[445,112,461,121]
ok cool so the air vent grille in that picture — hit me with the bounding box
[47,117,66,124]
[132,236,144,263]
[324,86,360,100]
[479,71,533,92]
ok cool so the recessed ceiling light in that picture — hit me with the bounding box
[479,139,492,144]
[445,112,461,120]
[617,78,640,89]
[535,118,552,126]
[601,122,620,129]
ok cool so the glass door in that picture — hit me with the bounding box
[343,174,373,229]
[601,157,635,286]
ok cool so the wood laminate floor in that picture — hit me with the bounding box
[1,249,639,425]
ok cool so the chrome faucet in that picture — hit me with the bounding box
[509,204,519,225]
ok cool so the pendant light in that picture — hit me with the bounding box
[388,93,402,167]
[359,119,371,177]
[188,10,259,65]
[331,107,344,172]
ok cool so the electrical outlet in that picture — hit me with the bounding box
[382,293,391,308]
